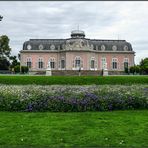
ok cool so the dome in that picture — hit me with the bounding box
[71,30,85,38]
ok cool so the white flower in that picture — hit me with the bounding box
[21,138,23,141]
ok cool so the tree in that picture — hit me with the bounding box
[10,56,20,69]
[135,65,141,74]
[0,35,11,70]
[0,15,3,21]
[139,58,148,74]
[0,58,10,70]
[14,65,20,73]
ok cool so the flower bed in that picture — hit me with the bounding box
[0,85,147,112]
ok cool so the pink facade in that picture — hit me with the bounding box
[20,51,135,71]
[20,30,135,73]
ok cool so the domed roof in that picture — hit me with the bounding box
[71,30,85,38]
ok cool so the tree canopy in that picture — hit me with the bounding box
[140,58,148,74]
[0,35,11,70]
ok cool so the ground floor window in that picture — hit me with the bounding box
[90,57,95,69]
[50,61,55,69]
[75,57,81,68]
[112,58,118,69]
[27,61,32,68]
[61,59,65,69]
[91,60,95,69]
[124,62,128,69]
[26,58,32,68]
[101,57,106,69]
[124,58,129,70]
[38,58,43,69]
[113,62,117,69]
[49,57,55,69]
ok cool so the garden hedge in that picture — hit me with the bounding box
[0,75,148,85]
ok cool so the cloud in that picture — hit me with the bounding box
[0,1,148,64]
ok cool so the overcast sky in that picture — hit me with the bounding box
[0,1,148,64]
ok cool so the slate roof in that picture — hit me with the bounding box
[22,30,133,52]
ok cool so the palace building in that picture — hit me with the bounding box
[20,30,135,75]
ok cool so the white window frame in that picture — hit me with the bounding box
[90,57,97,70]
[38,58,44,69]
[48,57,56,69]
[112,58,118,70]
[26,57,32,69]
[101,57,106,69]
[123,58,129,70]
[72,56,83,70]
[59,57,65,70]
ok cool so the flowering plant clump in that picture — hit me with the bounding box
[0,85,147,112]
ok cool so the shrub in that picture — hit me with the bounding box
[130,66,135,75]
[14,65,20,73]
[0,76,148,85]
[21,66,29,74]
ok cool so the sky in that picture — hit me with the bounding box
[0,1,148,64]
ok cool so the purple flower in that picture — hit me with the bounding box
[27,103,33,112]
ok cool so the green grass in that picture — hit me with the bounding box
[0,75,148,85]
[0,110,148,147]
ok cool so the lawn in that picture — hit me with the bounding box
[0,75,148,85]
[0,110,148,147]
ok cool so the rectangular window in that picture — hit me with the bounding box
[50,62,55,69]
[61,60,65,69]
[91,60,95,69]
[75,60,81,68]
[124,62,128,69]
[38,61,43,69]
[27,61,31,68]
[112,62,117,69]
[101,57,106,69]
[112,58,118,69]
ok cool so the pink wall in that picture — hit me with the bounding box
[21,51,135,71]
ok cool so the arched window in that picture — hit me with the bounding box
[49,57,55,69]
[26,57,32,68]
[90,57,96,70]
[112,58,118,69]
[74,56,83,70]
[38,58,43,69]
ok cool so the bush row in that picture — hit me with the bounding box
[0,75,148,85]
[0,85,147,112]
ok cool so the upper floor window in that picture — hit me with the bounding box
[39,44,44,50]
[112,45,117,51]
[27,44,32,50]
[124,45,128,51]
[101,45,105,51]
